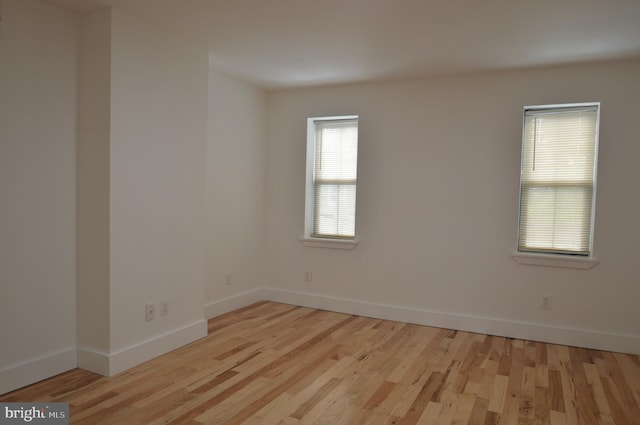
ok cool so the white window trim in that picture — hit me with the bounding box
[515,102,600,266]
[300,237,358,250]
[303,115,359,249]
[512,251,598,270]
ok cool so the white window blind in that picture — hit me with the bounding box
[518,104,599,256]
[309,117,358,239]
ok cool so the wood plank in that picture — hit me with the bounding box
[488,374,509,413]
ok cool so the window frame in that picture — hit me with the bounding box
[302,115,359,249]
[514,102,600,268]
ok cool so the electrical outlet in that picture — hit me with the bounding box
[225,273,232,286]
[540,296,552,310]
[304,270,312,282]
[146,303,155,321]
[160,301,169,317]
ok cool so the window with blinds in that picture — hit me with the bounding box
[517,103,600,256]
[305,116,358,240]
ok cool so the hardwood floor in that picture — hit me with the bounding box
[2,301,640,424]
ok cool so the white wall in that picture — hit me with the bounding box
[77,6,111,360]
[265,60,640,354]
[74,9,208,375]
[106,8,208,370]
[0,0,78,393]
[205,71,268,316]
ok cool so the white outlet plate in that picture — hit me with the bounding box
[146,303,155,321]
[541,296,552,310]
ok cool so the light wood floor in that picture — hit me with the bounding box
[2,301,640,424]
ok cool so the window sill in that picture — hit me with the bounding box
[300,237,358,250]
[512,252,599,270]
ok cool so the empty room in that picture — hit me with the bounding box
[1,0,640,423]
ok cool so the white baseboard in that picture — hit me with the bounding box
[0,348,76,395]
[204,288,266,319]
[77,347,110,377]
[263,288,640,355]
[78,319,207,377]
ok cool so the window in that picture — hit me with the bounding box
[517,103,600,257]
[304,116,359,244]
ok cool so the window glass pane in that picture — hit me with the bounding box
[315,123,358,181]
[519,185,592,253]
[314,183,356,237]
[522,111,596,184]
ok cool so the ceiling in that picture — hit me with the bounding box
[47,0,640,89]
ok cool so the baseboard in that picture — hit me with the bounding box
[78,319,207,377]
[77,347,110,377]
[0,348,76,395]
[263,288,640,355]
[204,288,266,319]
